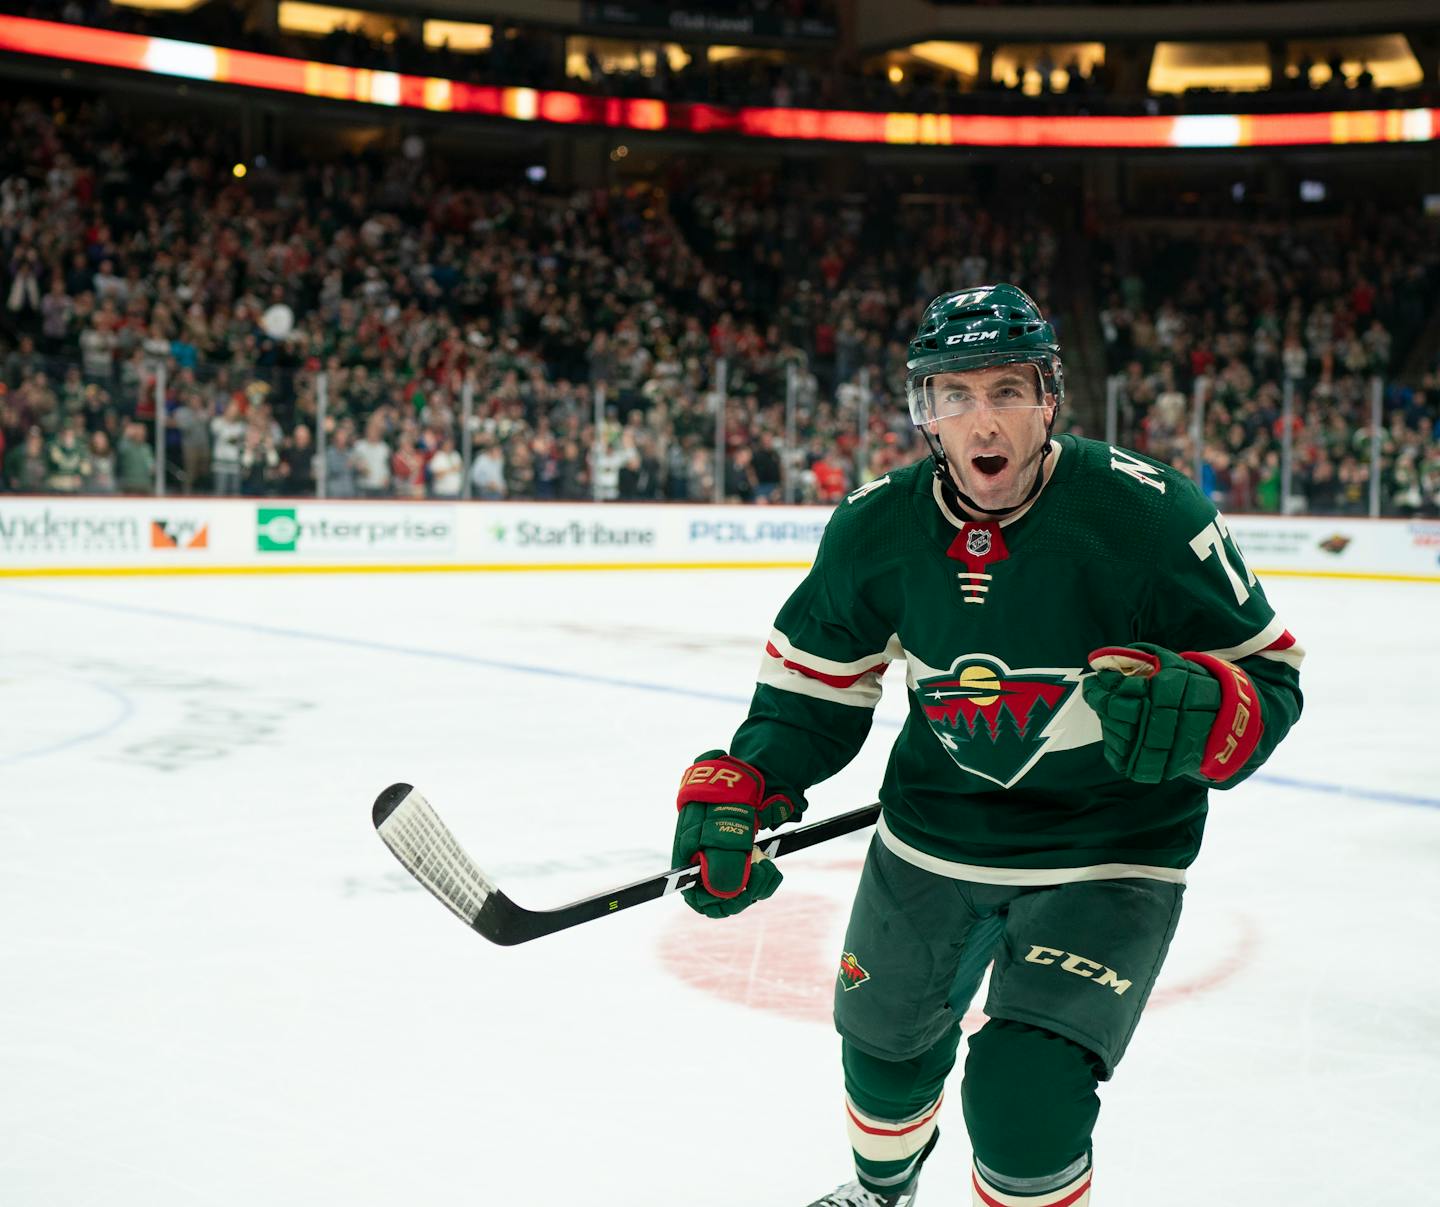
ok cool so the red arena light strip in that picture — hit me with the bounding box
[3,15,1438,149]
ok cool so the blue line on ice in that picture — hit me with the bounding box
[0,675,136,765]
[5,583,1437,812]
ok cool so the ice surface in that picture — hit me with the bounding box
[1,570,1437,1205]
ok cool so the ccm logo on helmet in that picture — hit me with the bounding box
[945,330,1000,346]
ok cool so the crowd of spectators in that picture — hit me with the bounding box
[4,89,1437,515]
[1099,209,1440,515]
[12,0,1429,120]
[0,93,1057,505]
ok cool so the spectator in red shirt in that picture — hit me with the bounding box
[810,448,848,503]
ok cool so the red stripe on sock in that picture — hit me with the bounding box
[1052,1178,1092,1207]
[971,1170,1092,1207]
[845,1095,942,1138]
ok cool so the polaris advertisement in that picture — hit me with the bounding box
[0,498,1434,580]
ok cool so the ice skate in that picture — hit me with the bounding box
[805,1130,936,1206]
[803,1181,918,1207]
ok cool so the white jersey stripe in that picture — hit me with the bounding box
[767,628,897,676]
[1200,616,1306,670]
[1201,616,1283,661]
[758,630,900,709]
[878,814,1187,886]
[1256,644,1305,669]
[757,656,884,708]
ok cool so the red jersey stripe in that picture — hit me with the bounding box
[765,643,887,690]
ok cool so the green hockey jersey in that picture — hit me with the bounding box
[729,435,1304,885]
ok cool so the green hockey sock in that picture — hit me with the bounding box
[842,1032,958,1193]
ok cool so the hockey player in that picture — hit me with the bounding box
[670,284,1303,1206]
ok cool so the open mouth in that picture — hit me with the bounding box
[971,453,1009,478]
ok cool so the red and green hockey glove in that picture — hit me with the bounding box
[1082,643,1264,785]
[671,751,799,919]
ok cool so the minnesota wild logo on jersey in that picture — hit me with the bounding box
[728,440,1304,878]
[914,655,1081,788]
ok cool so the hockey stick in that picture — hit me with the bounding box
[372,782,880,946]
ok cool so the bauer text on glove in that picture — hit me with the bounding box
[1081,643,1263,784]
[670,751,798,918]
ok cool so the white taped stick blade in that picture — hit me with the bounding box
[374,787,494,926]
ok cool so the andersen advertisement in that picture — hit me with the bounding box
[0,497,1436,580]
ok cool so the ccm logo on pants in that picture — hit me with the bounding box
[1024,946,1132,996]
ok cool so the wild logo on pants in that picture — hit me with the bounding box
[838,952,870,991]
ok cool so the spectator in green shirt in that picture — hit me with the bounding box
[4,426,47,492]
[116,421,155,494]
[46,426,90,493]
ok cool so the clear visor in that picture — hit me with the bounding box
[907,360,1049,427]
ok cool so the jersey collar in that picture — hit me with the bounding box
[930,438,1065,532]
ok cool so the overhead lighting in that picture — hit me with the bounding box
[1150,42,1270,94]
[279,2,371,36]
[565,37,691,81]
[907,42,981,78]
[109,0,207,10]
[423,20,492,53]
[1289,34,1422,89]
[888,65,904,84]
[992,43,1105,95]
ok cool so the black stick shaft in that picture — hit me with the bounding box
[373,782,879,946]
[482,800,881,944]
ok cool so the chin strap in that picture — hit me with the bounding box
[926,409,1058,520]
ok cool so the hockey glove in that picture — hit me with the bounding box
[1083,643,1264,784]
[672,751,798,919]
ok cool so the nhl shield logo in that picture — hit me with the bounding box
[965,528,992,558]
[838,952,870,991]
[914,654,1080,788]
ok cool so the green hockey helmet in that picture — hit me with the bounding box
[906,284,1064,427]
